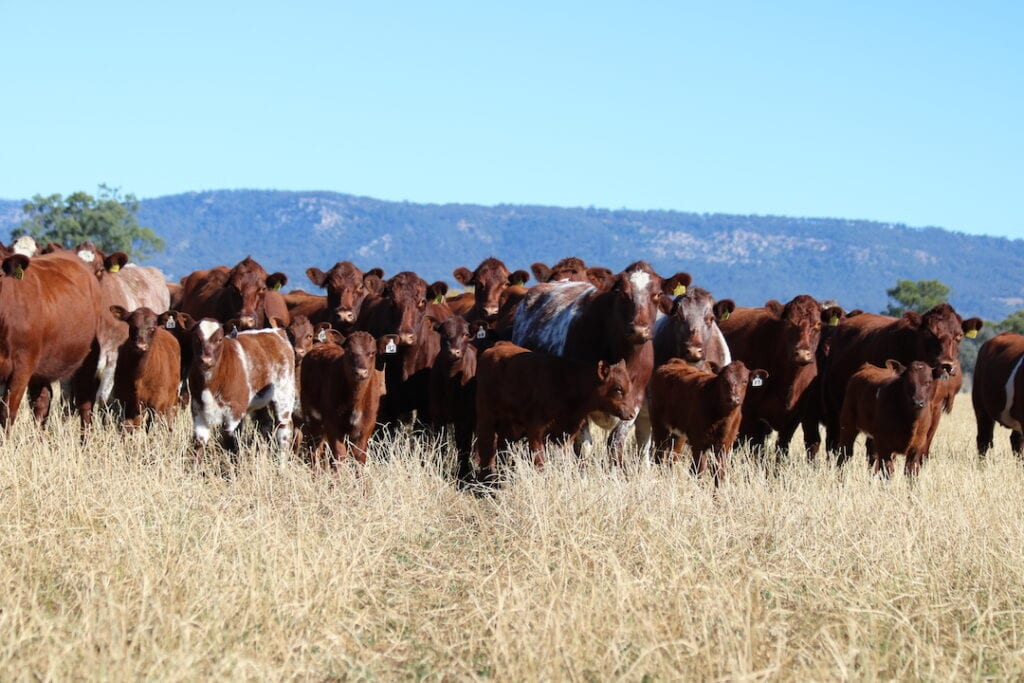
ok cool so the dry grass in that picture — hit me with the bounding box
[2,399,1024,680]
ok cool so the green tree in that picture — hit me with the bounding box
[883,279,950,316]
[11,184,164,261]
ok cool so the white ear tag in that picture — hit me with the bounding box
[476,327,487,339]
[316,329,327,342]
[165,318,176,329]
[385,339,397,354]
[751,377,764,388]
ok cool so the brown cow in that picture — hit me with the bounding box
[0,251,107,429]
[512,262,691,460]
[188,319,296,461]
[715,295,832,456]
[649,360,768,486]
[838,360,950,477]
[530,257,615,289]
[304,262,384,330]
[447,257,529,322]
[178,256,288,330]
[109,306,181,429]
[822,304,983,456]
[972,332,1024,456]
[474,342,635,484]
[299,331,396,467]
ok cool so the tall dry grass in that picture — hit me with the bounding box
[1,399,1024,680]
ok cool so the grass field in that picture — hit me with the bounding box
[2,399,1023,680]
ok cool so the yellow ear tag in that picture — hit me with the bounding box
[13,264,25,280]
[432,294,444,304]
[966,329,978,339]
[271,282,282,291]
[672,283,686,296]
[719,310,730,322]
[108,264,120,273]
[828,315,840,327]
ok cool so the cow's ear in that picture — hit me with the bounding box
[452,267,473,286]
[425,315,444,333]
[885,359,906,374]
[177,312,196,330]
[656,293,675,315]
[596,360,611,381]
[363,273,385,296]
[41,242,63,255]
[268,317,287,329]
[764,300,784,317]
[706,361,722,375]
[469,320,491,341]
[587,267,615,290]
[846,309,864,318]
[750,369,769,386]
[427,281,449,304]
[821,305,843,327]
[306,267,328,288]
[311,322,331,343]
[224,319,242,338]
[508,269,529,287]
[266,272,287,292]
[530,262,551,283]
[365,267,384,280]
[662,272,692,298]
[104,252,129,273]
[109,305,130,321]
[714,299,736,322]
[962,317,983,339]
[934,363,954,379]
[902,311,923,327]
[378,334,400,356]
[1,254,29,279]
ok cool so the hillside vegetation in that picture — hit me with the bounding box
[3,191,1023,319]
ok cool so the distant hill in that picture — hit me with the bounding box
[3,190,1022,320]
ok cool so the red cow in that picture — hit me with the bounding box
[972,333,1024,456]
[188,319,296,461]
[0,251,108,429]
[719,295,833,456]
[178,256,288,330]
[649,360,768,486]
[838,360,950,477]
[530,257,615,288]
[474,341,635,483]
[512,262,690,460]
[822,304,983,456]
[299,331,396,467]
[109,306,181,429]
[304,262,384,330]
[447,257,530,322]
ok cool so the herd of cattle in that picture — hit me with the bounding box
[3,235,1024,485]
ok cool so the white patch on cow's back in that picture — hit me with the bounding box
[1000,355,1024,430]
[77,249,96,263]
[198,319,221,341]
[512,282,591,356]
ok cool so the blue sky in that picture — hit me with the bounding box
[1,2,1021,237]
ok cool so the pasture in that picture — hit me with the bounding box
[1,400,1023,680]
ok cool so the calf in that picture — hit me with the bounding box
[474,341,635,483]
[838,360,950,477]
[109,306,181,429]
[299,331,395,467]
[649,360,767,486]
[972,332,1024,456]
[188,319,296,461]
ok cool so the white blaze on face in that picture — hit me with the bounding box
[629,270,652,308]
[198,319,222,341]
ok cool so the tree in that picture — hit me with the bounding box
[883,279,950,316]
[11,184,164,261]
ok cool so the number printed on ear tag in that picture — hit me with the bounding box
[165,318,176,329]
[751,377,763,388]
[385,339,397,354]
[476,327,486,339]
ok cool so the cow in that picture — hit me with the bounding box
[649,360,768,486]
[356,271,449,424]
[187,319,296,462]
[178,256,288,331]
[512,261,691,461]
[155,310,197,404]
[109,306,181,429]
[838,360,950,477]
[822,304,983,456]
[299,331,395,468]
[0,251,110,429]
[474,341,635,484]
[718,295,834,459]
[428,315,488,483]
[447,257,530,322]
[303,262,384,331]
[972,333,1024,457]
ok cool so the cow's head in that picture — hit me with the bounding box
[764,295,825,366]
[377,272,447,346]
[284,315,316,361]
[904,304,983,376]
[453,257,528,318]
[225,256,287,330]
[110,305,160,354]
[592,359,636,420]
[888,359,950,411]
[664,287,734,363]
[191,318,228,372]
[604,262,690,345]
[306,261,379,330]
[430,314,484,369]
[341,331,398,381]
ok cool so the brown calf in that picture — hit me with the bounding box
[649,360,767,486]
[110,306,181,429]
[838,360,950,477]
[474,341,635,483]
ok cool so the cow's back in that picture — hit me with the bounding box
[974,333,1024,431]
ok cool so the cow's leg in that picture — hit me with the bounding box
[651,422,672,466]
[606,415,634,467]
[1010,430,1024,457]
[1,369,32,431]
[328,437,349,470]
[454,422,475,486]
[836,426,857,468]
[691,450,709,479]
[476,416,498,485]
[632,399,653,461]
[27,381,53,427]
[528,432,546,468]
[711,448,729,487]
[864,437,876,466]
[905,448,923,478]
[272,402,294,466]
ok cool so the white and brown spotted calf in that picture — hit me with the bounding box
[187,318,296,462]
